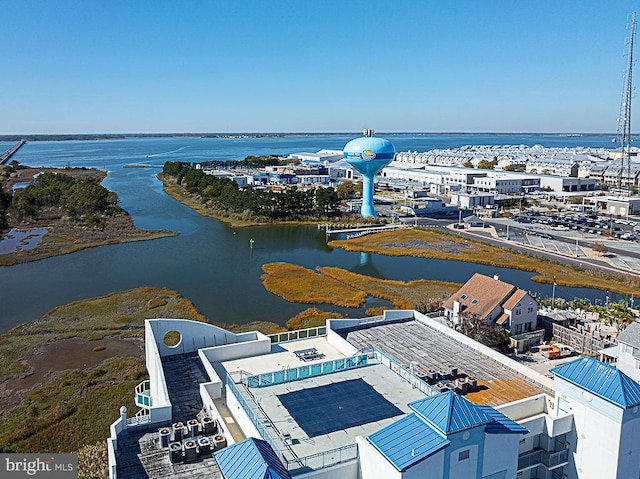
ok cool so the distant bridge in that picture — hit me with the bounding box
[0,139,26,165]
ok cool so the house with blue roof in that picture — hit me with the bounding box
[360,391,527,479]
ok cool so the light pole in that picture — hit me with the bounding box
[552,275,557,307]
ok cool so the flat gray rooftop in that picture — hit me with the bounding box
[163,354,208,422]
[343,319,548,406]
[235,363,426,460]
[117,354,222,479]
[115,426,223,479]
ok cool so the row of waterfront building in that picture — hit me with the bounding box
[197,145,640,195]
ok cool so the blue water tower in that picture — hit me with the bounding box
[343,129,395,218]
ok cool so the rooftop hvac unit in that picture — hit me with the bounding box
[466,376,478,392]
[197,437,212,456]
[172,422,184,441]
[213,434,227,451]
[187,419,199,437]
[159,427,171,447]
[202,416,217,435]
[184,440,197,461]
[168,442,183,464]
[455,379,469,394]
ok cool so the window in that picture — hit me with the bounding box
[460,294,468,300]
[458,450,470,461]
[471,299,478,305]
[515,309,521,315]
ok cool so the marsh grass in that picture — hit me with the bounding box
[0,217,177,267]
[0,357,146,453]
[329,228,639,295]
[216,321,287,335]
[261,262,367,307]
[286,308,344,330]
[260,262,461,313]
[0,286,207,459]
[318,266,460,310]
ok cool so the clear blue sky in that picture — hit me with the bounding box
[2,0,639,134]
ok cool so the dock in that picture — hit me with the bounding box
[320,223,410,239]
[0,139,26,165]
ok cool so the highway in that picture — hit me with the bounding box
[0,139,26,165]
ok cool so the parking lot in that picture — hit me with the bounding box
[524,233,586,257]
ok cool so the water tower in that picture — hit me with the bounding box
[343,129,395,217]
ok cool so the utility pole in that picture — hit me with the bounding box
[552,275,557,307]
[616,12,636,194]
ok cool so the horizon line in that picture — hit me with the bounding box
[0,131,630,138]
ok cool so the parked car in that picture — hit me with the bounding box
[539,343,575,359]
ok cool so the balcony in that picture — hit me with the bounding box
[518,448,569,472]
[135,380,152,409]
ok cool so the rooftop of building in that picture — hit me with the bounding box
[617,322,640,349]
[341,318,549,406]
[551,356,640,409]
[116,354,223,479]
[442,273,518,320]
[367,390,528,472]
[226,343,427,462]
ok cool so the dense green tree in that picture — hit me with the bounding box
[315,186,339,215]
[336,181,360,200]
[9,172,120,225]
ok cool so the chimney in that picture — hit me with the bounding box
[493,274,500,281]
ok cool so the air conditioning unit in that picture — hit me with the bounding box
[184,440,197,461]
[159,427,171,448]
[187,419,199,437]
[213,434,227,451]
[197,437,212,456]
[168,442,182,464]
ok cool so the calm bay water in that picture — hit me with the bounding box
[0,135,611,332]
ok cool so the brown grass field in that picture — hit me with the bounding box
[329,228,639,295]
[261,262,368,307]
[261,262,461,312]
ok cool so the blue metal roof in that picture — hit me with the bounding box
[409,391,493,435]
[551,356,640,409]
[367,413,449,472]
[214,437,291,479]
[477,405,529,434]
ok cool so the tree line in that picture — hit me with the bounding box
[162,161,361,221]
